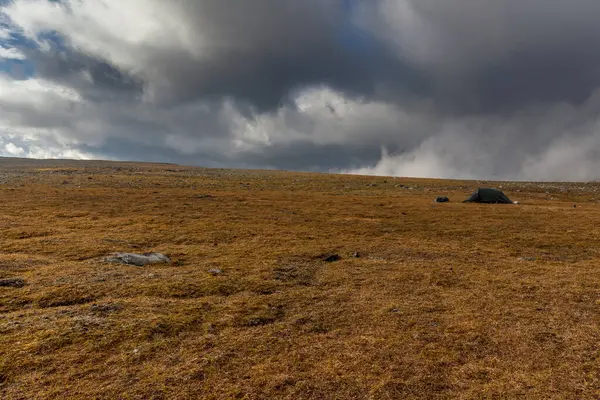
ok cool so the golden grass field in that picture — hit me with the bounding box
[1,158,600,399]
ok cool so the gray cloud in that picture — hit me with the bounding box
[362,0,600,114]
[24,47,144,102]
[2,1,600,180]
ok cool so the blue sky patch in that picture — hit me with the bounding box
[0,5,72,79]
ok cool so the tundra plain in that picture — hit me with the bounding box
[1,158,600,399]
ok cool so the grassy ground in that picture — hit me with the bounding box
[1,159,600,399]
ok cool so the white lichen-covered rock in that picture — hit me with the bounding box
[105,252,171,266]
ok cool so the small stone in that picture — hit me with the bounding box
[435,196,449,203]
[351,252,360,258]
[322,254,341,262]
[0,278,25,288]
[90,303,122,314]
[208,268,223,275]
[519,257,537,261]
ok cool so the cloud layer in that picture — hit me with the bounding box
[2,0,600,180]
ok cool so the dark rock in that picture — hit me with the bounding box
[351,252,360,258]
[104,252,171,266]
[322,254,341,262]
[245,316,277,327]
[0,278,25,288]
[435,196,449,203]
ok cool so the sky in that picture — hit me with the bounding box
[2,1,600,180]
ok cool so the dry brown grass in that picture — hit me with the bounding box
[2,159,600,399]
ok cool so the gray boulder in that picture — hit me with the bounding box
[105,252,171,266]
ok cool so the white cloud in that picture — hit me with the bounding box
[0,28,11,40]
[0,129,95,160]
[343,92,600,181]
[4,142,24,156]
[0,46,25,60]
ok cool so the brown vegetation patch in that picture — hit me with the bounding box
[1,160,600,398]
[35,286,98,308]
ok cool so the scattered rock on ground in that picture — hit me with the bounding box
[519,257,537,261]
[104,252,171,266]
[322,254,341,262]
[351,252,360,258]
[435,196,449,203]
[90,303,123,314]
[208,268,223,275]
[0,278,25,288]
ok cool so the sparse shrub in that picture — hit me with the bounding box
[273,264,317,286]
[236,305,285,327]
[36,287,96,308]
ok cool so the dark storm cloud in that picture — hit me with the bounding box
[21,46,144,102]
[7,0,600,112]
[235,140,386,172]
[121,0,426,111]
[5,0,427,110]
[5,0,600,179]
[365,0,600,115]
[429,36,600,116]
